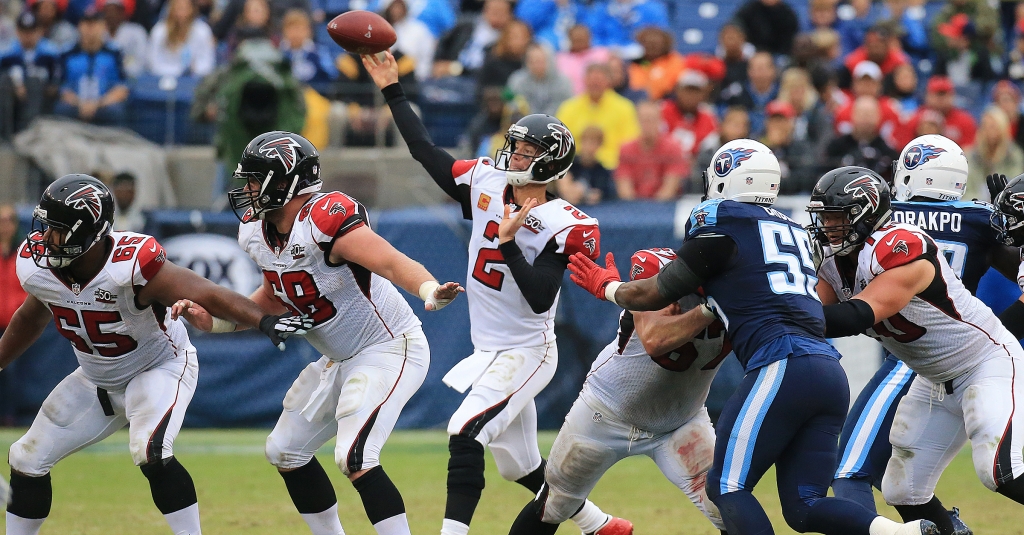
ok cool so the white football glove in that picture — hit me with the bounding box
[259,313,314,350]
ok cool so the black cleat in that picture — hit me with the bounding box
[948,507,972,535]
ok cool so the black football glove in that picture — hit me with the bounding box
[986,173,1008,203]
[259,313,313,350]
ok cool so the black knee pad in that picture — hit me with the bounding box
[352,465,406,524]
[447,435,486,498]
[997,474,1024,505]
[515,458,546,494]
[139,456,198,515]
[279,457,338,514]
[8,472,51,520]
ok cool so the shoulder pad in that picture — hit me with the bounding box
[870,226,932,273]
[306,192,367,243]
[686,199,724,236]
[452,157,499,188]
[629,248,677,281]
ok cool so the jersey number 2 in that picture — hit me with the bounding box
[472,220,505,291]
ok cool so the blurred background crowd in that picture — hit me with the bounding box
[0,0,1022,205]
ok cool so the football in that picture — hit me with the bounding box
[326,10,397,55]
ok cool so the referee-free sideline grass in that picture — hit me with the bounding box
[0,429,1018,534]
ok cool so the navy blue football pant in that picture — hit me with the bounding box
[833,353,916,513]
[707,355,879,535]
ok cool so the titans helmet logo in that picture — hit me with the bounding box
[844,175,882,211]
[714,148,756,177]
[259,136,303,174]
[902,144,946,170]
[547,123,575,160]
[65,185,104,222]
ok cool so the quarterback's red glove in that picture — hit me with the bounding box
[569,252,621,300]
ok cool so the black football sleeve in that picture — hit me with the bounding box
[656,234,738,301]
[498,239,567,314]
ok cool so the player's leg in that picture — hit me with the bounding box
[442,344,557,535]
[507,396,623,535]
[266,357,348,535]
[958,353,1024,504]
[7,369,128,535]
[650,407,725,533]
[124,349,201,535]
[881,376,967,535]
[334,331,429,535]
[834,354,915,512]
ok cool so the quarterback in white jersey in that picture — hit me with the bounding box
[507,248,728,535]
[366,52,631,535]
[174,131,463,535]
[0,174,307,535]
[808,167,1024,520]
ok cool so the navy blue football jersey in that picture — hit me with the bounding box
[889,200,999,293]
[685,199,833,371]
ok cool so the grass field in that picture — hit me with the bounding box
[0,428,1018,535]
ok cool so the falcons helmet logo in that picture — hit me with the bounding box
[65,185,104,222]
[902,144,946,170]
[1008,192,1024,213]
[844,175,881,211]
[547,123,575,160]
[259,136,303,174]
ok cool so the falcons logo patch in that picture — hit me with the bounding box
[547,123,575,160]
[902,144,945,170]
[65,185,104,222]
[630,263,645,280]
[259,136,302,174]
[892,239,910,256]
[844,175,881,211]
[583,237,596,255]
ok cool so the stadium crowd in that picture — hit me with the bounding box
[0,0,1022,203]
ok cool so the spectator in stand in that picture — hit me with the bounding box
[55,7,128,126]
[382,0,435,82]
[432,0,510,78]
[897,76,977,149]
[607,52,645,102]
[556,61,639,169]
[280,9,336,89]
[514,0,581,51]
[211,0,311,42]
[557,126,616,205]
[762,100,817,194]
[835,0,878,55]
[824,95,898,179]
[223,0,277,55]
[733,0,799,56]
[97,0,146,78]
[614,100,688,200]
[661,69,717,167]
[507,43,573,116]
[810,28,843,72]
[879,0,929,62]
[583,0,669,53]
[884,62,920,117]
[930,0,1002,60]
[965,106,1024,200]
[716,22,752,92]
[1006,25,1024,83]
[991,80,1024,151]
[934,13,999,90]
[627,26,685,100]
[477,91,529,156]
[368,0,455,39]
[462,85,506,155]
[692,106,750,187]
[556,24,610,94]
[913,108,946,137]
[147,0,215,78]
[0,204,25,336]
[840,22,909,86]
[29,0,77,52]
[778,67,832,155]
[834,61,901,148]
[476,19,531,94]
[110,171,145,231]
[719,51,778,137]
[0,11,60,139]
[336,50,416,146]
[806,0,838,31]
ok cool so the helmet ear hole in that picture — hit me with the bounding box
[903,175,911,185]
[717,183,725,193]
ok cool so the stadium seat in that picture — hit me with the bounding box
[127,75,214,146]
[672,0,742,54]
[418,76,478,148]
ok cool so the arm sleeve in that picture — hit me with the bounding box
[823,299,877,338]
[382,82,472,217]
[498,239,567,314]
[656,234,738,301]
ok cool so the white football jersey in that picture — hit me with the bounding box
[16,231,192,390]
[581,248,729,433]
[238,191,421,361]
[454,158,600,350]
[819,223,1018,383]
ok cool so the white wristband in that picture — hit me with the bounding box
[210,317,236,333]
[604,281,622,306]
[699,302,716,319]
[419,281,440,302]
